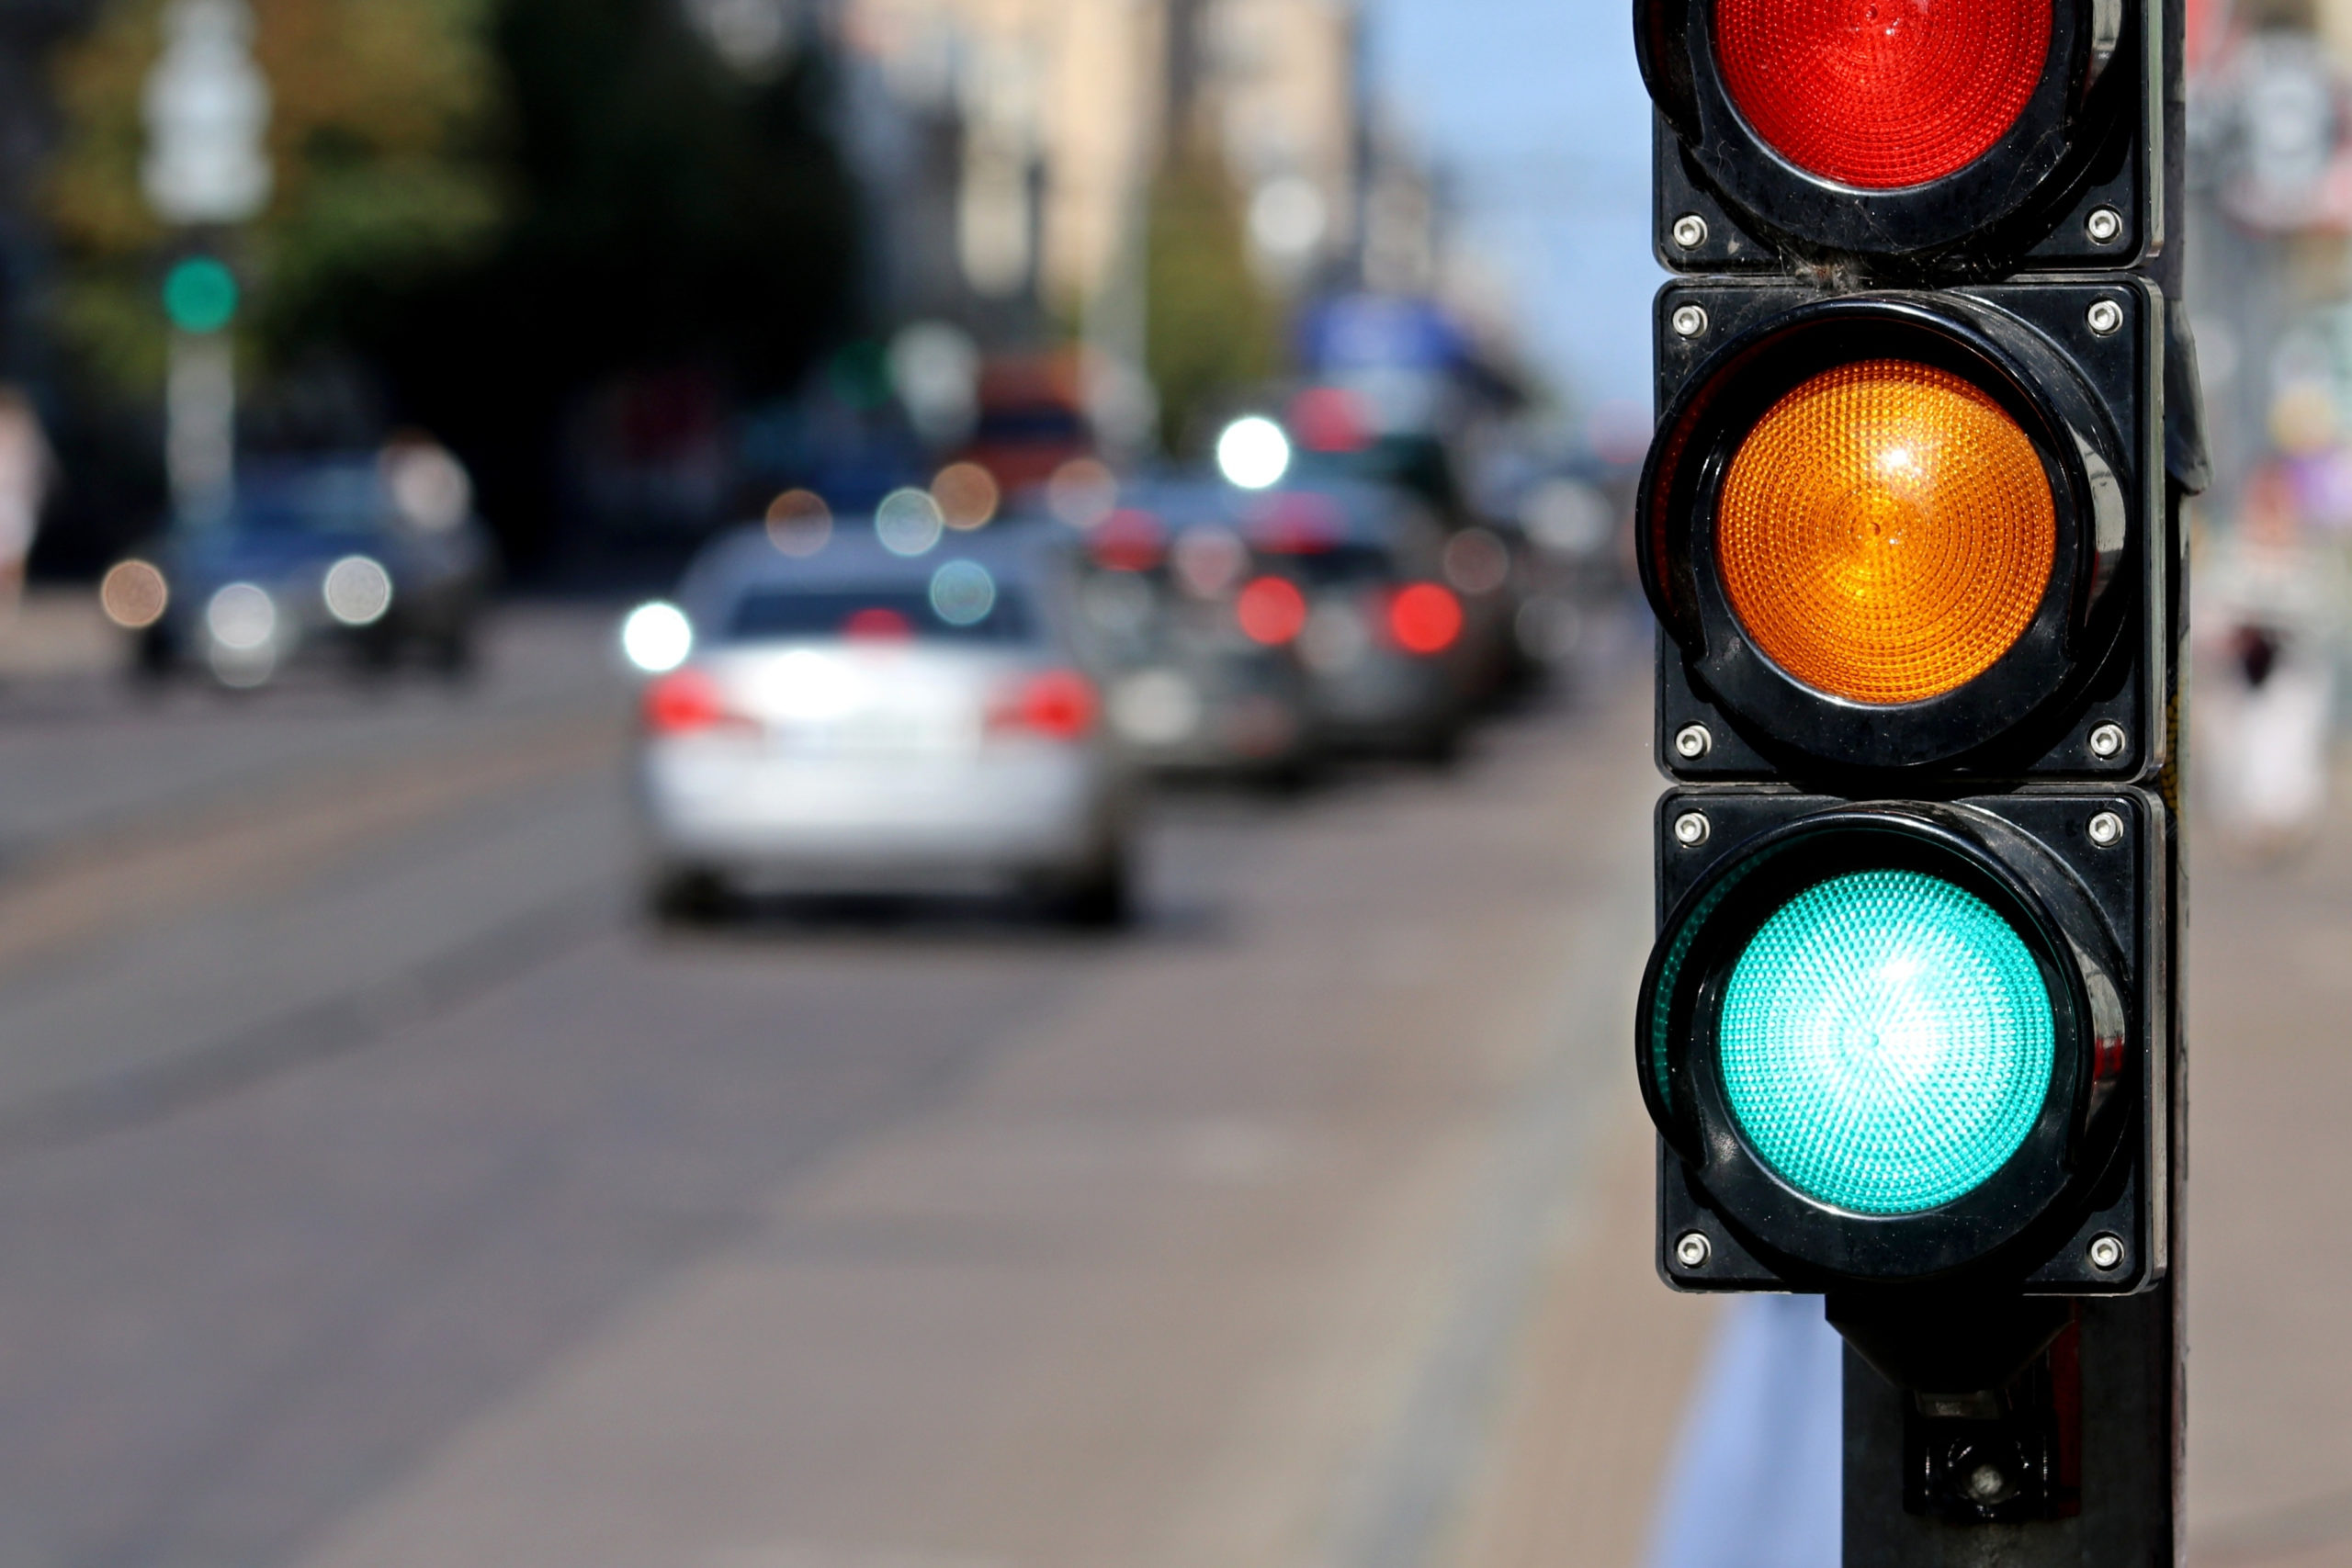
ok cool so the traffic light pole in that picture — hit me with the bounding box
[1843,0,2196,1553]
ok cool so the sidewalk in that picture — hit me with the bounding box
[0,588,120,682]
[2186,750,2352,1566]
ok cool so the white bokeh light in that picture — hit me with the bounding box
[322,556,393,626]
[1216,416,1293,491]
[621,601,693,672]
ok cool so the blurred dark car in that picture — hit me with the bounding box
[1238,482,1474,761]
[1069,480,1318,786]
[107,450,493,688]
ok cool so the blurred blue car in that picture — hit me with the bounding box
[107,450,494,688]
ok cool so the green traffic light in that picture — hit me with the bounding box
[1716,869,2054,1215]
[163,256,239,334]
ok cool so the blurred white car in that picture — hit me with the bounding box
[632,523,1137,924]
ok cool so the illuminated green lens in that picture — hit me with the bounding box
[1718,869,2054,1215]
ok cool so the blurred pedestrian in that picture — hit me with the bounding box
[0,387,52,621]
[2197,460,2345,854]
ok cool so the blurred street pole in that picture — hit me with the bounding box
[141,0,269,519]
[164,330,233,515]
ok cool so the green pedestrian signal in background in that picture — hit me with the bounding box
[163,255,238,334]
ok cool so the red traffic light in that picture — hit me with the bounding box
[1637,0,2144,267]
[1714,0,2052,189]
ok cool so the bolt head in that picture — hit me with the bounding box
[1670,303,1709,339]
[1670,213,1710,250]
[1966,1463,2011,1503]
[2087,1233,2125,1271]
[1675,1231,1711,1269]
[2086,205,2124,243]
[2088,721,2127,759]
[2087,811,2126,849]
[1673,723,1713,760]
[1673,812,1712,848]
[2086,299,2124,336]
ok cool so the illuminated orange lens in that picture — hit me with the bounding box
[1717,360,2055,705]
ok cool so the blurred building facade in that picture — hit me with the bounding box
[838,0,1363,321]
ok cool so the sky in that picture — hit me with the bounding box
[1362,0,1661,419]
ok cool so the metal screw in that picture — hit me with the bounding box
[1673,812,1713,848]
[1670,303,1710,339]
[2087,721,2128,759]
[1675,1231,1712,1269]
[2085,205,2124,244]
[2087,811,2126,849]
[1967,1463,2011,1503]
[2087,1233,2126,1271]
[2086,299,2125,336]
[1670,213,1711,250]
[1673,723,1713,760]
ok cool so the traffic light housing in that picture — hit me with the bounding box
[1643,789,2164,1296]
[1637,0,2160,276]
[1633,0,2194,1537]
[1643,281,2164,781]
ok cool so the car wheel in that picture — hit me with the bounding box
[1056,848,1133,930]
[646,864,733,926]
[431,620,479,682]
[1414,722,1464,768]
[130,631,176,689]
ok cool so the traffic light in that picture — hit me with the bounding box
[1636,0,2158,276]
[1633,0,2195,1542]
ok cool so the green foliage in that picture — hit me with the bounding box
[45,0,505,389]
[41,0,861,559]
[1145,141,1282,456]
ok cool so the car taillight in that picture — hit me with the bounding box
[990,669,1099,740]
[1387,583,1463,655]
[1236,575,1308,646]
[1713,0,2052,190]
[642,668,743,733]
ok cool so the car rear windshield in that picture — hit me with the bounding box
[725,586,1035,644]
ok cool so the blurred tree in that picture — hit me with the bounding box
[1143,137,1280,455]
[44,0,504,390]
[42,0,859,567]
[387,0,858,564]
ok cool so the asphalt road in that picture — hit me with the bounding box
[6,603,2337,1568]
[0,608,1715,1568]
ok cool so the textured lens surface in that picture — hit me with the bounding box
[1717,360,2055,705]
[1714,0,2052,188]
[1719,869,2054,1214]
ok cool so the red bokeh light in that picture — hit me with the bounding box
[1387,583,1463,655]
[642,668,738,733]
[1289,387,1370,453]
[1090,509,1168,571]
[1236,576,1309,646]
[842,607,914,640]
[995,669,1099,740]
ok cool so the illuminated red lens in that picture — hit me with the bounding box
[1714,0,2052,189]
[994,669,1098,740]
[1236,575,1309,645]
[643,668,737,733]
[1388,583,1462,655]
